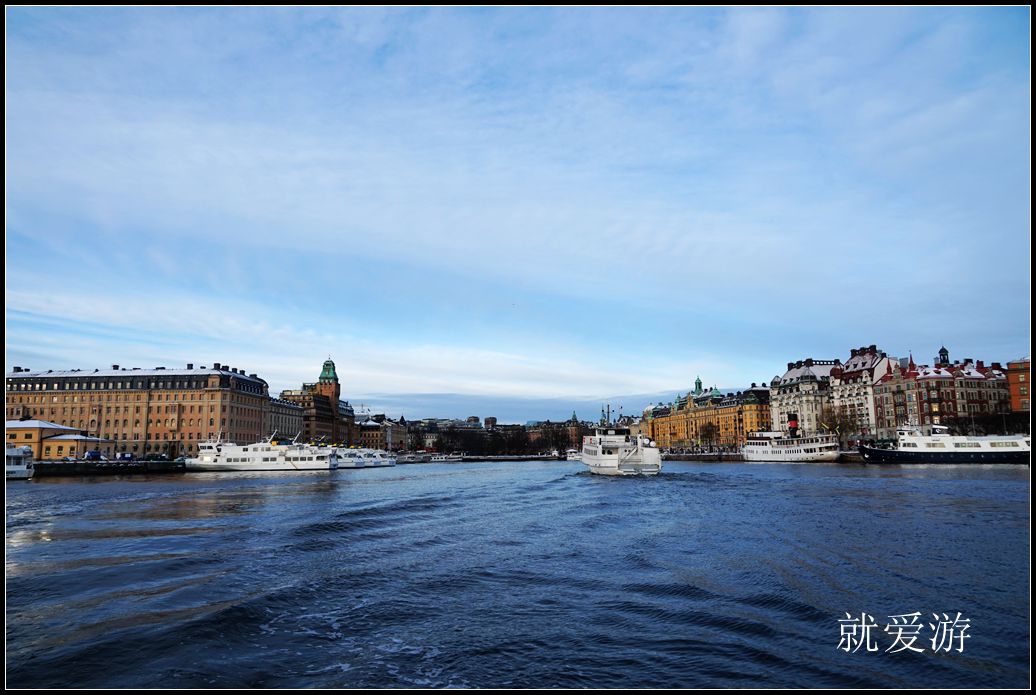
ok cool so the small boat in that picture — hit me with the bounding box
[6,444,35,480]
[581,427,661,476]
[859,425,1030,464]
[186,434,338,472]
[565,449,582,461]
[359,449,397,467]
[742,431,840,463]
[336,449,367,468]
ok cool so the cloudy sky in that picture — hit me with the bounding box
[5,8,1030,421]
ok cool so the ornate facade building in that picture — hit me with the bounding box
[873,348,1011,438]
[645,377,771,448]
[279,358,355,444]
[829,345,895,437]
[769,358,841,435]
[6,362,268,457]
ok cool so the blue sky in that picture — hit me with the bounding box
[5,8,1031,422]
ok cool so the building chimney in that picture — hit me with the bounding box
[187,363,193,370]
[214,362,221,370]
[787,362,794,371]
[249,373,257,378]
[112,364,119,370]
[805,358,814,367]
[850,349,858,357]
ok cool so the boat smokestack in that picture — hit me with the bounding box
[788,413,799,438]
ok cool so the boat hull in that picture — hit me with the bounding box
[185,460,338,472]
[582,453,662,476]
[742,450,841,463]
[859,445,1030,464]
[6,466,34,480]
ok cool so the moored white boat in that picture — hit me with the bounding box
[859,425,1030,464]
[336,449,367,468]
[6,444,35,480]
[742,431,840,462]
[565,449,582,461]
[186,436,338,471]
[581,427,661,476]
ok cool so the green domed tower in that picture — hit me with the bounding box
[315,357,341,405]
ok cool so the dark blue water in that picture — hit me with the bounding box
[5,461,1030,688]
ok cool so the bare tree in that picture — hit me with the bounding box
[818,405,860,447]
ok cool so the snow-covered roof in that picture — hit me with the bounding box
[45,434,111,441]
[779,360,839,385]
[5,419,78,430]
[7,367,267,385]
[840,351,886,374]
[916,366,955,380]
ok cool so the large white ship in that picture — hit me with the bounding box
[742,431,841,462]
[581,427,661,476]
[186,436,339,472]
[859,425,1030,464]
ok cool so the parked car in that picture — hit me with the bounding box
[84,450,107,462]
[115,452,135,462]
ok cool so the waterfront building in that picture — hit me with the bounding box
[829,345,895,437]
[645,377,771,448]
[769,358,841,435]
[279,358,355,444]
[356,414,408,451]
[1007,358,1030,412]
[265,398,304,439]
[4,419,113,460]
[873,348,1012,438]
[5,363,268,458]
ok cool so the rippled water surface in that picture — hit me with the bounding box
[6,461,1030,687]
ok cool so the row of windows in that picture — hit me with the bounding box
[7,380,265,397]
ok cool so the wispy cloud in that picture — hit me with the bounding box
[6,8,1030,417]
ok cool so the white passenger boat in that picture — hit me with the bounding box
[581,427,661,476]
[6,444,35,480]
[186,435,338,472]
[565,449,582,461]
[332,447,398,468]
[742,431,840,462]
[859,425,1030,464]
[336,449,367,468]
[359,449,397,467]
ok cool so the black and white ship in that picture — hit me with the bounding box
[859,425,1029,464]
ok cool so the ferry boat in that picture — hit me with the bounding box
[859,425,1030,464]
[186,435,339,472]
[6,444,35,480]
[581,427,661,476]
[336,449,367,468]
[332,448,398,468]
[430,453,463,463]
[360,449,397,467]
[742,431,841,463]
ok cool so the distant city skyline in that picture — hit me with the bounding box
[6,8,1030,422]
